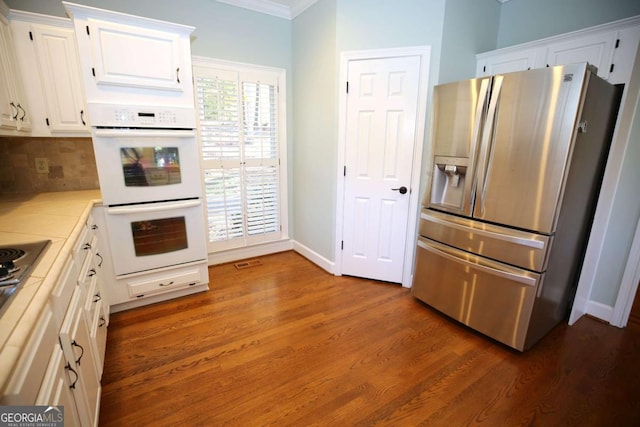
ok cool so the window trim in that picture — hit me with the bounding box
[192,56,289,253]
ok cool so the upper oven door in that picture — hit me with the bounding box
[92,128,202,205]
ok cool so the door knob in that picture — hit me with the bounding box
[391,186,408,194]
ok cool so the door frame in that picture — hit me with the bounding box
[334,46,431,287]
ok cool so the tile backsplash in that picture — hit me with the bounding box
[0,136,99,194]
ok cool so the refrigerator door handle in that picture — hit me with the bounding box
[469,78,491,207]
[417,238,537,287]
[476,75,503,216]
[421,211,545,249]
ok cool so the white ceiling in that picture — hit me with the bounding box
[217,0,320,19]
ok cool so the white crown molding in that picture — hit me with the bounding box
[290,0,320,18]
[217,0,319,20]
[217,0,291,19]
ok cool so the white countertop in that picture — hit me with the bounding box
[0,190,102,395]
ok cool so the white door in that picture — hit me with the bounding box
[341,55,421,283]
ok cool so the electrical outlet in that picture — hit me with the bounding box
[35,157,49,174]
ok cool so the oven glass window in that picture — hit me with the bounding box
[131,217,188,256]
[121,147,181,187]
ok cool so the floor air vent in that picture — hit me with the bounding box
[234,259,262,269]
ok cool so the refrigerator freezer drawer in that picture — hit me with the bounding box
[412,237,541,351]
[419,209,550,272]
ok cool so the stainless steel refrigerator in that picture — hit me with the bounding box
[412,63,622,351]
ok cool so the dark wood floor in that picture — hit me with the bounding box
[99,251,640,426]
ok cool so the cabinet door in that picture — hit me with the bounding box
[30,23,89,132]
[545,31,617,80]
[87,19,184,91]
[60,287,101,427]
[0,16,30,131]
[36,346,82,427]
[476,47,541,77]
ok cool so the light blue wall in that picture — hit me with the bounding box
[291,0,337,258]
[290,0,448,261]
[440,0,500,84]
[497,0,640,48]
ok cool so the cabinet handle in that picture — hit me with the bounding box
[88,268,96,277]
[83,242,91,250]
[96,252,104,267]
[71,340,84,365]
[91,224,98,230]
[159,281,174,287]
[93,293,102,303]
[80,109,86,125]
[99,316,106,327]
[176,67,180,83]
[17,104,26,121]
[10,102,18,120]
[65,362,79,389]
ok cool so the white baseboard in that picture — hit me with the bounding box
[292,240,335,274]
[206,238,335,274]
[585,300,614,323]
[207,239,294,265]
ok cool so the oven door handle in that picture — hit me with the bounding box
[93,129,196,138]
[108,200,201,215]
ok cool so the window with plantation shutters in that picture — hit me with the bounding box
[193,60,286,252]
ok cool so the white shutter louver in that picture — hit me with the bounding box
[194,64,282,251]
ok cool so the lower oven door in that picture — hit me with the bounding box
[105,199,207,275]
[412,237,541,351]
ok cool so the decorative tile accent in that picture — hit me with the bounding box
[0,137,100,194]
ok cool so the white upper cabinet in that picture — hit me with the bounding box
[86,20,184,91]
[31,23,89,132]
[544,31,618,80]
[10,12,89,135]
[477,16,640,85]
[0,12,31,132]
[63,2,195,108]
[476,47,540,76]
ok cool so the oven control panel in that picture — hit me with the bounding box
[88,103,197,128]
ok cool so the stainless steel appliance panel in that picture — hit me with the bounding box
[419,209,550,272]
[473,63,589,234]
[426,78,491,216]
[412,237,540,351]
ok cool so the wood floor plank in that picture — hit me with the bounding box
[99,251,640,426]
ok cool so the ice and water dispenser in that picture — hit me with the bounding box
[427,156,469,211]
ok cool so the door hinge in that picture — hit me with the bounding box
[346,81,349,94]
[615,39,620,48]
[343,165,346,177]
[28,31,33,41]
[610,63,615,73]
[86,25,90,36]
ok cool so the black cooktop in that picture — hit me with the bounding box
[0,240,51,316]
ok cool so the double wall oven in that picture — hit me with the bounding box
[90,103,208,303]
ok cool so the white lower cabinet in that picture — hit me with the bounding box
[36,346,82,427]
[59,286,101,427]
[2,208,109,426]
[0,308,57,405]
